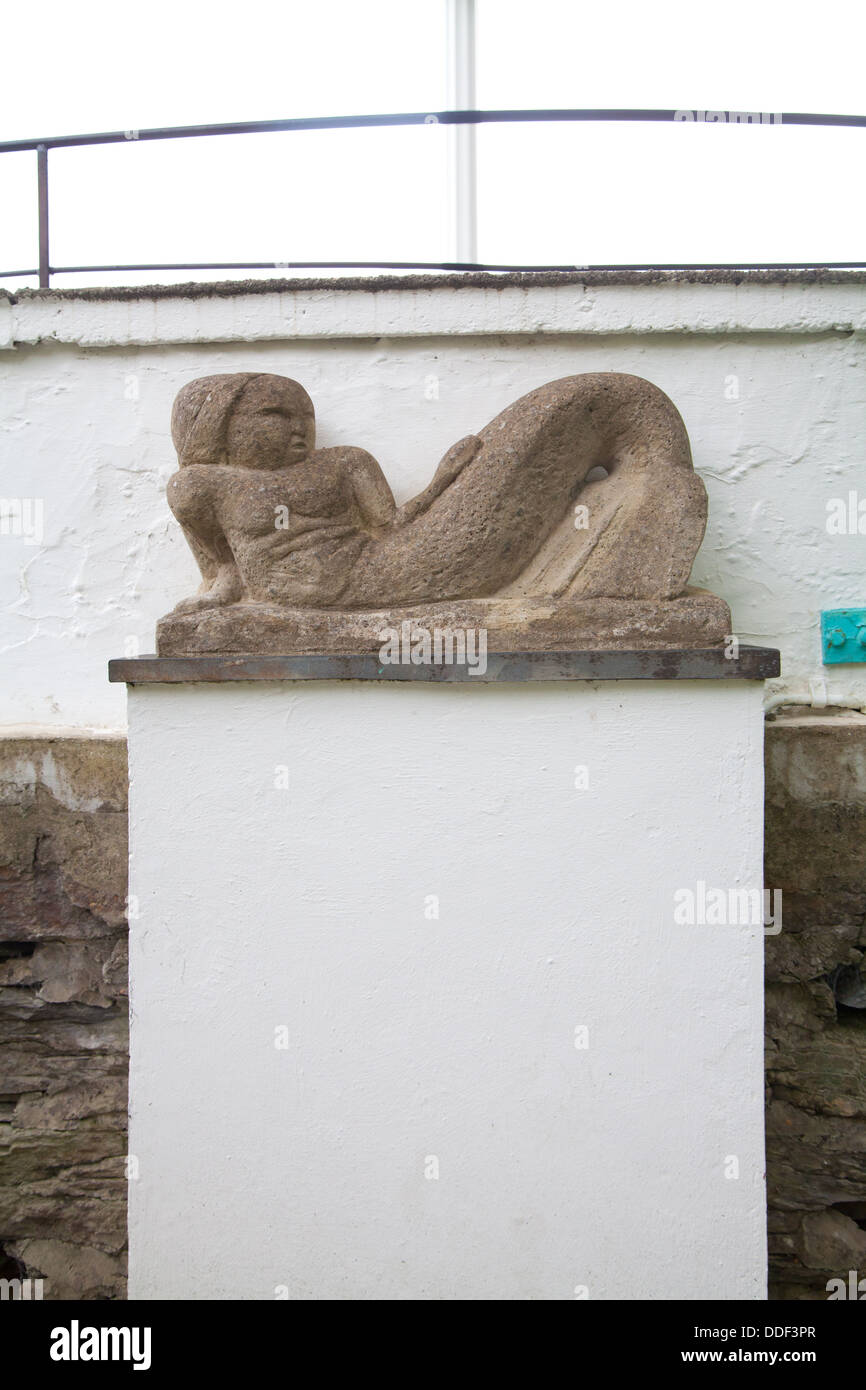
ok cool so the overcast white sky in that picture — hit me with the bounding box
[1,0,864,287]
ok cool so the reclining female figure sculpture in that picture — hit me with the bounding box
[157,370,729,654]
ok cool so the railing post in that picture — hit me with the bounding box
[37,144,49,288]
[446,0,477,264]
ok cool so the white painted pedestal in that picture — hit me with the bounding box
[123,672,768,1300]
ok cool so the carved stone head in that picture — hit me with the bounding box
[170,373,315,471]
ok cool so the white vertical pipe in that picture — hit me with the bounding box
[446,0,478,264]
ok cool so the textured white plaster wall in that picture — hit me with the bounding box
[127,678,767,1300]
[2,276,864,727]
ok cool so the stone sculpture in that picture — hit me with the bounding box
[155,371,730,654]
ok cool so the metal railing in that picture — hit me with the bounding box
[2,108,865,287]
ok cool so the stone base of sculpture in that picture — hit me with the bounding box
[156,586,731,656]
[121,673,768,1299]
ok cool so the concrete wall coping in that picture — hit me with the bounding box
[3,270,865,350]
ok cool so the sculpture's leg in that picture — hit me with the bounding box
[340,373,705,608]
[500,463,708,602]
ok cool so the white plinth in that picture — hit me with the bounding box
[126,678,767,1300]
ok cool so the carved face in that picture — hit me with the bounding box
[226,377,316,471]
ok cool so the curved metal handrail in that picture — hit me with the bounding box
[2,108,863,286]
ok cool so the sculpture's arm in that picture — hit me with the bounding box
[166,466,243,612]
[396,434,482,525]
[344,449,398,534]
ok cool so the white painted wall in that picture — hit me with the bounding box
[127,677,767,1300]
[2,275,865,728]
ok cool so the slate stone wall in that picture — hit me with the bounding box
[765,711,866,1299]
[0,735,128,1299]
